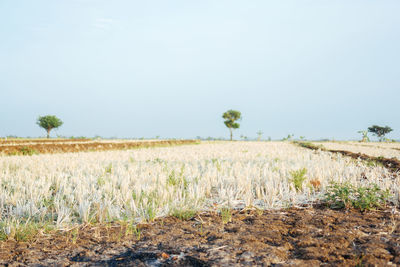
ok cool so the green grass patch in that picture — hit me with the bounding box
[289,168,307,192]
[171,208,197,220]
[19,146,39,156]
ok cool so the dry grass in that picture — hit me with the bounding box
[0,141,398,240]
[313,141,400,160]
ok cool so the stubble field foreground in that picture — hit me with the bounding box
[1,141,400,266]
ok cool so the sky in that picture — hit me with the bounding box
[1,0,399,140]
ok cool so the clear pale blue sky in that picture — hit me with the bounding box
[1,0,399,140]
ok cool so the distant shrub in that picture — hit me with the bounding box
[294,141,323,150]
[69,136,88,140]
[19,146,38,156]
[323,182,390,211]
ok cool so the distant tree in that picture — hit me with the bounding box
[256,131,263,141]
[36,115,63,138]
[222,110,242,141]
[282,134,294,141]
[368,125,393,142]
[357,130,370,142]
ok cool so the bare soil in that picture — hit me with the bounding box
[0,140,198,156]
[1,206,400,266]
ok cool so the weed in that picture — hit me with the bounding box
[15,225,37,242]
[104,163,112,174]
[255,207,264,216]
[132,225,141,240]
[145,205,157,222]
[289,168,307,192]
[0,220,53,242]
[71,228,79,244]
[167,167,189,190]
[211,158,222,171]
[153,158,164,164]
[132,190,160,222]
[323,182,391,211]
[19,146,38,156]
[219,207,232,224]
[0,228,8,241]
[167,170,179,186]
[198,222,204,236]
[97,176,106,186]
[365,157,385,168]
[171,208,197,220]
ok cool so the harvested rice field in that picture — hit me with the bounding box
[0,138,197,155]
[1,141,400,266]
[313,141,400,161]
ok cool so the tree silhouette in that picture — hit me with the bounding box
[222,110,241,141]
[37,115,63,138]
[368,125,393,142]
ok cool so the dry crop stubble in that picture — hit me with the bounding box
[0,139,197,155]
[0,141,398,239]
[313,141,400,160]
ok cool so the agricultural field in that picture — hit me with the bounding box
[1,141,400,266]
[313,141,400,161]
[0,138,197,155]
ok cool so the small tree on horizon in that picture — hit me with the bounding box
[37,115,63,138]
[256,130,263,141]
[368,125,393,142]
[222,110,242,141]
[357,130,370,142]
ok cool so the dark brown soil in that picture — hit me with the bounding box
[0,140,198,156]
[1,206,399,266]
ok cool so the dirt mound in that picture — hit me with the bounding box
[1,206,399,266]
